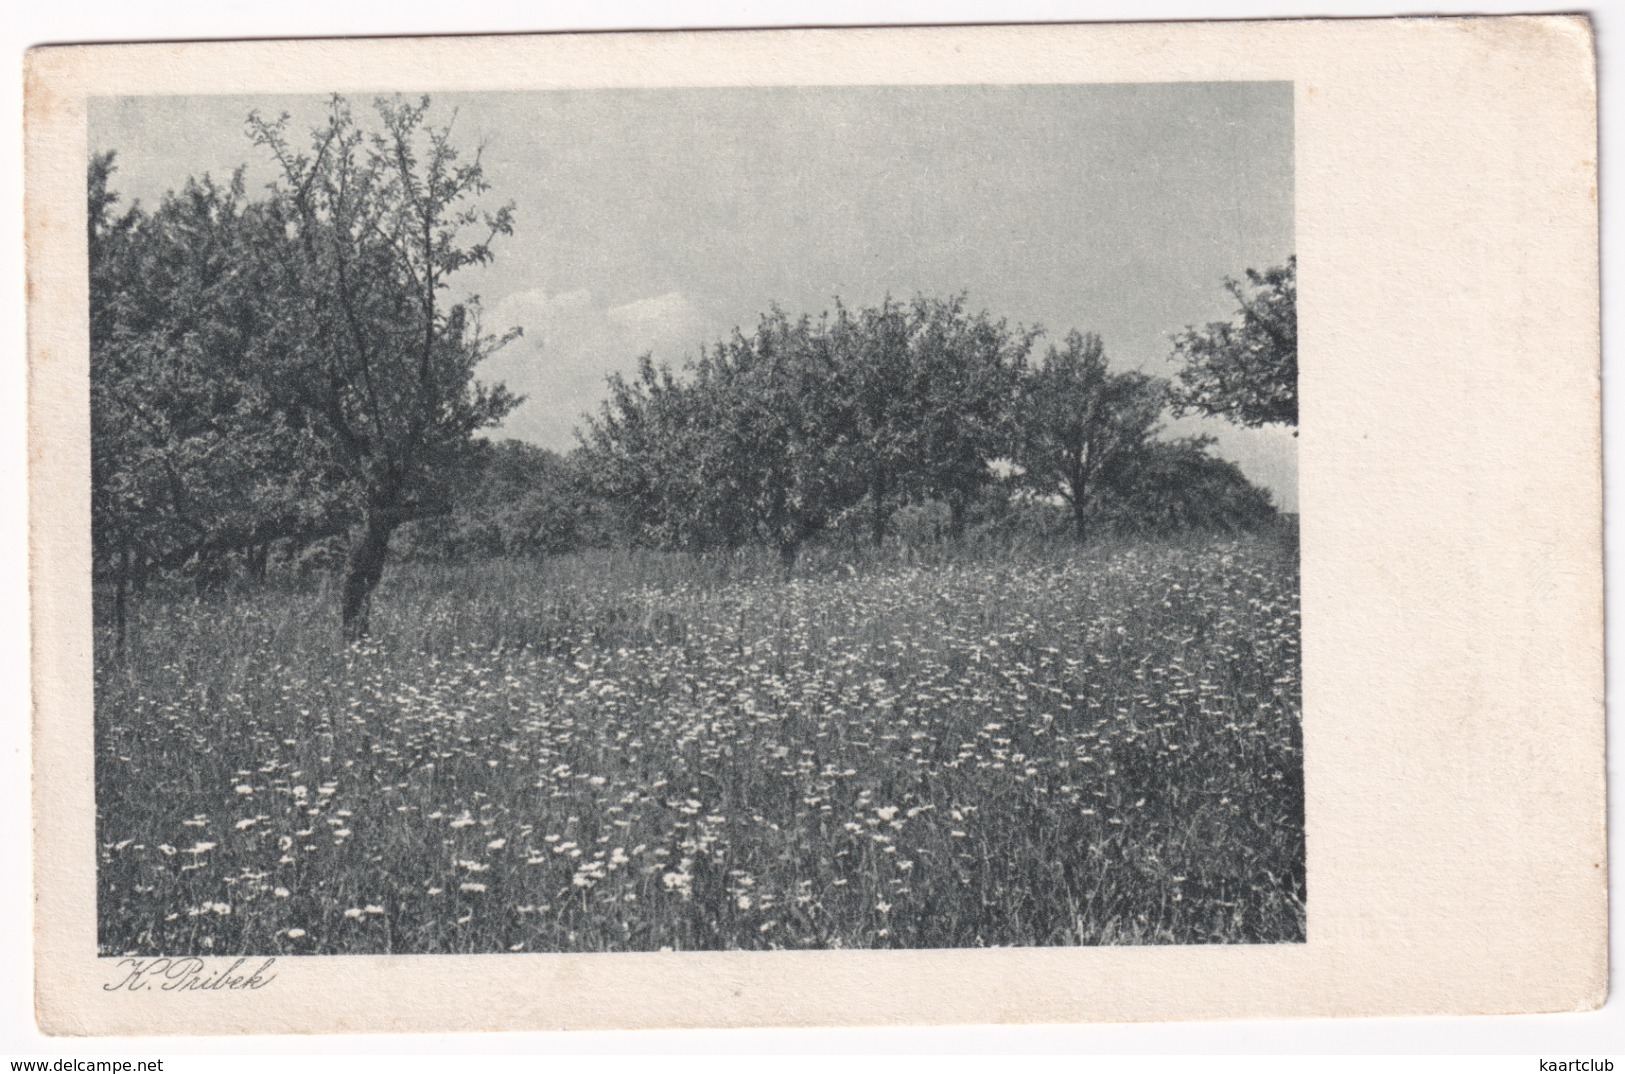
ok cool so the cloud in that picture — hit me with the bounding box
[607,291,699,331]
[477,288,710,450]
[488,287,595,334]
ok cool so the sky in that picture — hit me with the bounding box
[90,83,1297,511]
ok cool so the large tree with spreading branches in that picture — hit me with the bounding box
[247,95,521,638]
[90,95,521,642]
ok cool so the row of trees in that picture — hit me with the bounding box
[90,93,1298,638]
[574,302,1283,568]
[580,298,1035,565]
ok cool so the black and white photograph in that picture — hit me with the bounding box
[21,15,1605,1040]
[87,81,1302,956]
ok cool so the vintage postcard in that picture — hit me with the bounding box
[25,17,1602,1034]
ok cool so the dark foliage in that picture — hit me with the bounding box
[90,96,520,640]
[1168,257,1297,429]
[395,441,609,560]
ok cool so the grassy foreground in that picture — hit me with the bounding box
[95,532,1304,954]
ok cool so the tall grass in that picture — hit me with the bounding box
[95,531,1303,954]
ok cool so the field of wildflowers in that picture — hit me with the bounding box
[95,532,1304,954]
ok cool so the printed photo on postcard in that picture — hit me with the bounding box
[24,17,1603,1034]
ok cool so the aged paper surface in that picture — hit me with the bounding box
[26,17,1602,1033]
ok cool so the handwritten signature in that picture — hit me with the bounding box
[103,957,278,992]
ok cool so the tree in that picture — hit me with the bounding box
[90,154,332,639]
[708,307,869,567]
[579,353,729,552]
[846,296,1036,542]
[1169,256,1297,428]
[579,295,1034,564]
[584,309,871,567]
[1010,331,1166,541]
[1099,435,1278,534]
[247,95,521,638]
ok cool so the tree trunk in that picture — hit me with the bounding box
[1070,496,1089,542]
[777,537,801,571]
[1069,467,1091,542]
[114,548,130,650]
[947,496,968,541]
[247,542,270,584]
[869,487,888,548]
[341,514,395,641]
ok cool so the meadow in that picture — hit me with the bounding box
[95,531,1304,954]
